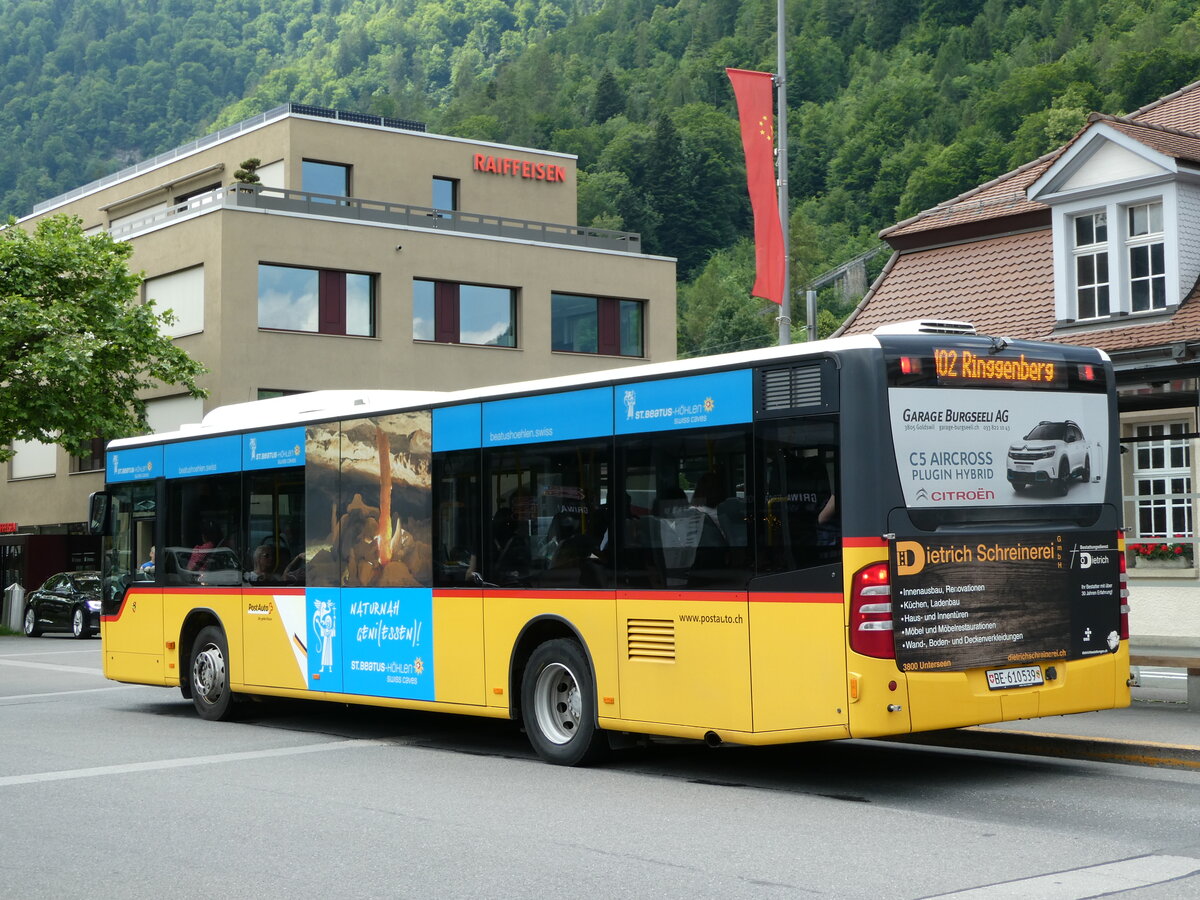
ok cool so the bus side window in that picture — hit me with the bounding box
[757,418,840,575]
[246,468,306,586]
[165,474,242,587]
[615,425,753,590]
[483,441,610,589]
[101,483,156,607]
[433,450,482,587]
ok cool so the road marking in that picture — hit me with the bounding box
[0,739,386,788]
[928,855,1200,898]
[0,658,103,675]
[0,686,138,702]
[0,648,103,658]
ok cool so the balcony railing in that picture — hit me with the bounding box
[109,184,642,253]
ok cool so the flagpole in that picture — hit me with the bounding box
[776,0,790,345]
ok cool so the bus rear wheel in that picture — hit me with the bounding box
[190,626,238,721]
[521,638,607,766]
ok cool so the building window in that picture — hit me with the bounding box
[1128,201,1166,313]
[258,265,375,337]
[173,183,221,205]
[70,438,106,474]
[147,395,204,434]
[9,439,56,480]
[145,266,204,338]
[551,293,644,357]
[302,160,350,201]
[432,177,458,213]
[1063,196,1174,323]
[1131,422,1192,543]
[1073,212,1109,320]
[413,280,516,347]
[257,389,306,401]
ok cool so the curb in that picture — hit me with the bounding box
[884,727,1200,770]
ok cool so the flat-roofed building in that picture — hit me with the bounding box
[1,104,676,590]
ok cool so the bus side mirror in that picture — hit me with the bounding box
[88,492,112,536]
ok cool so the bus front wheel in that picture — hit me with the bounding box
[521,638,607,766]
[190,626,238,721]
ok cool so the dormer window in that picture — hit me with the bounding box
[1073,212,1109,320]
[1127,201,1165,312]
[1056,193,1176,324]
[1031,124,1187,328]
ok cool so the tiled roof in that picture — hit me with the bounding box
[1129,80,1200,132]
[882,153,1057,239]
[1100,116,1200,166]
[842,229,1200,355]
[854,81,1200,359]
[840,229,1056,338]
[1044,279,1200,353]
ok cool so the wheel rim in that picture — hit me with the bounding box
[24,608,35,635]
[532,661,582,745]
[73,609,84,636]
[192,642,226,707]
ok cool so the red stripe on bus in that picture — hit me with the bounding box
[750,592,843,604]
[843,536,888,548]
[616,591,746,603]
[483,589,618,601]
[101,585,305,622]
[100,586,154,623]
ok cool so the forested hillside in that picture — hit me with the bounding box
[4,0,1200,352]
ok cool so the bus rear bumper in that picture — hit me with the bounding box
[899,650,1131,735]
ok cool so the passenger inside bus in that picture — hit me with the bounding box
[246,544,279,584]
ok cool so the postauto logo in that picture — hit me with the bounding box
[915,488,996,503]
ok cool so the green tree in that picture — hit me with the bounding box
[592,69,625,121]
[0,215,206,458]
[234,157,262,183]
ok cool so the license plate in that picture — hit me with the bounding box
[986,665,1044,690]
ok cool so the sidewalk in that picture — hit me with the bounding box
[894,698,1200,769]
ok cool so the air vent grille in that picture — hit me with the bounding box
[762,365,823,411]
[873,319,976,336]
[627,618,676,662]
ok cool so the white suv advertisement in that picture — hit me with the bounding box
[1006,420,1092,494]
[889,387,1107,508]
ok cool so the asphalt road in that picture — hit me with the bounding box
[2,635,1199,899]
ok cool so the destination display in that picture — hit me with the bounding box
[890,531,1121,672]
[930,349,1065,387]
[889,386,1109,507]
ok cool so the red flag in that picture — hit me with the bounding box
[727,67,785,305]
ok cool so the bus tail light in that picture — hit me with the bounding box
[850,562,894,659]
[1118,540,1130,641]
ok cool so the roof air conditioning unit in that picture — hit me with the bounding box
[873,319,977,336]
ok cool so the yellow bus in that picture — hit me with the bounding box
[92,323,1129,765]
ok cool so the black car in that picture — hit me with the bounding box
[23,571,102,639]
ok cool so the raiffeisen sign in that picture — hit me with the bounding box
[472,154,568,183]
